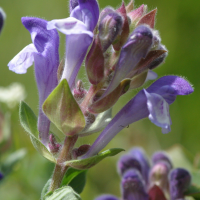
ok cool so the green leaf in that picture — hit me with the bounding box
[45,186,81,200]
[61,168,87,194]
[185,184,200,200]
[64,148,124,170]
[1,149,26,176]
[43,79,85,136]
[19,101,56,163]
[41,179,52,200]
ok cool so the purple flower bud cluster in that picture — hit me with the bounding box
[95,148,192,200]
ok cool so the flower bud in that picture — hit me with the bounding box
[148,185,167,200]
[113,2,130,51]
[169,168,191,200]
[0,8,6,34]
[149,161,171,191]
[69,0,79,13]
[129,148,150,183]
[85,36,105,85]
[117,154,142,176]
[98,8,123,52]
[121,169,148,200]
[72,144,91,159]
[73,80,87,103]
[48,134,62,154]
[152,151,173,168]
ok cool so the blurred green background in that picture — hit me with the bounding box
[0,0,200,199]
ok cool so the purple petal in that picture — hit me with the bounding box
[71,0,99,31]
[82,76,193,157]
[69,0,79,13]
[117,154,142,176]
[169,168,191,200]
[152,151,173,168]
[47,17,93,88]
[121,169,148,200]
[8,44,37,74]
[95,195,119,200]
[147,75,194,104]
[144,90,172,134]
[21,17,59,145]
[100,25,153,99]
[129,148,150,184]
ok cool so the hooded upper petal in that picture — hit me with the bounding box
[82,76,193,158]
[71,0,99,31]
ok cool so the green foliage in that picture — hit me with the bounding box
[44,186,81,200]
[185,184,200,200]
[19,101,56,163]
[61,168,87,194]
[64,148,124,170]
[41,179,52,200]
[43,79,85,136]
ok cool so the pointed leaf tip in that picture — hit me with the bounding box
[43,79,86,136]
[137,8,157,29]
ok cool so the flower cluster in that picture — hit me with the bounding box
[7,0,193,192]
[95,148,192,200]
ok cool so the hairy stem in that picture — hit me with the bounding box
[49,135,78,192]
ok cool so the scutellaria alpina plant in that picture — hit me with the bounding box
[95,148,195,200]
[7,0,194,198]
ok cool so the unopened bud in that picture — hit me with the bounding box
[72,144,91,159]
[149,161,171,191]
[0,8,6,34]
[121,169,148,200]
[113,2,130,51]
[152,151,173,168]
[98,8,123,52]
[73,80,87,102]
[117,154,142,176]
[69,0,79,13]
[84,111,96,129]
[169,168,191,200]
[129,148,150,183]
[148,185,167,200]
[85,36,105,85]
[48,134,62,154]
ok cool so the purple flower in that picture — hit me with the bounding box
[121,169,148,200]
[0,172,4,181]
[169,168,191,200]
[8,17,59,145]
[47,0,99,88]
[0,8,6,34]
[82,76,193,158]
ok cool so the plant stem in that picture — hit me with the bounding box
[49,135,78,192]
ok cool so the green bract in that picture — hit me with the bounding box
[43,79,86,136]
[19,101,56,163]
